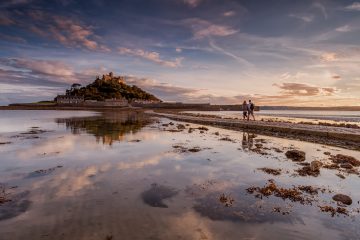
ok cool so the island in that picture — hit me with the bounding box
[55,72,161,107]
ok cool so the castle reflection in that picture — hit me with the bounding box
[56,111,152,145]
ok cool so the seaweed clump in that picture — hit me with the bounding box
[258,168,282,176]
[246,180,313,204]
[319,205,348,217]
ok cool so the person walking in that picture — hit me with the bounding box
[242,100,248,120]
[247,100,255,121]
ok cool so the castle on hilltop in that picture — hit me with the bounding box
[96,72,125,83]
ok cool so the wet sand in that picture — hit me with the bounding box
[151,111,360,150]
[0,110,360,240]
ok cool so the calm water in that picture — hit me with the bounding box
[0,110,360,240]
[185,110,360,125]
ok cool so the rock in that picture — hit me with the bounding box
[285,150,306,162]
[176,124,186,130]
[255,143,263,148]
[332,194,352,205]
[323,152,331,155]
[336,173,345,179]
[310,161,323,171]
[188,147,201,152]
[198,126,209,131]
[330,154,360,167]
[273,148,283,153]
[340,163,353,169]
[257,167,281,175]
[295,166,320,177]
[219,137,235,142]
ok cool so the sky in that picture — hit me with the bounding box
[0,0,359,106]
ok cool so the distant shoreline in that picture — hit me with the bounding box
[259,106,360,111]
[0,105,137,111]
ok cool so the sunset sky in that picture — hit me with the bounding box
[0,0,359,106]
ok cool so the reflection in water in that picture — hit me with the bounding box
[193,186,299,223]
[242,132,255,151]
[0,191,30,221]
[56,111,152,145]
[141,183,178,208]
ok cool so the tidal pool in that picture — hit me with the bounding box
[0,110,360,240]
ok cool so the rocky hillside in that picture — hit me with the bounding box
[65,75,161,102]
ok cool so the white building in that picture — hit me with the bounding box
[55,95,84,104]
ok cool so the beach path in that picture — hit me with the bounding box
[150,111,360,150]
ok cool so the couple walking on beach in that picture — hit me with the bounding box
[242,100,255,121]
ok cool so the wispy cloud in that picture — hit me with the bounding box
[320,52,338,62]
[125,75,200,101]
[118,47,183,67]
[184,18,238,39]
[0,33,26,43]
[2,58,74,77]
[274,82,337,96]
[223,11,236,17]
[335,25,352,32]
[313,2,328,19]
[288,13,313,23]
[0,13,15,25]
[183,0,202,8]
[344,2,360,11]
[0,57,98,86]
[208,40,253,67]
[0,0,32,8]
[0,83,63,105]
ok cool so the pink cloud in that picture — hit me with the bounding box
[274,82,337,96]
[51,16,100,50]
[118,47,183,67]
[320,52,338,62]
[25,11,109,51]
